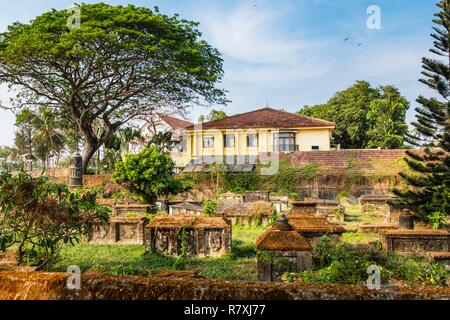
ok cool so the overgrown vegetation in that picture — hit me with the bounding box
[187,159,320,199]
[292,236,449,287]
[202,199,219,216]
[0,170,109,269]
[113,146,192,204]
[47,224,266,281]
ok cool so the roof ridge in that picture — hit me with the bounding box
[188,107,335,130]
[197,107,275,126]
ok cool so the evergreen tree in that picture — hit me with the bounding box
[392,0,450,222]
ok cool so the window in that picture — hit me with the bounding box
[247,133,258,148]
[224,134,235,148]
[311,145,320,151]
[203,135,215,148]
[273,132,296,152]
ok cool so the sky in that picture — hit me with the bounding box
[0,0,440,146]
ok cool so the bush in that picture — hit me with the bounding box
[222,172,259,193]
[428,211,447,229]
[113,146,192,204]
[293,236,449,287]
[0,170,109,268]
[202,200,219,216]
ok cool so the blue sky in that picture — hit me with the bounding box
[0,0,440,146]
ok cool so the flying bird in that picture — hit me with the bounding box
[357,43,362,47]
[344,37,349,41]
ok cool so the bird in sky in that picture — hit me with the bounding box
[344,37,349,41]
[357,43,362,47]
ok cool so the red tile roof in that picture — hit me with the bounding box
[159,114,193,130]
[186,107,335,130]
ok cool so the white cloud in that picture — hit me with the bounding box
[197,2,323,66]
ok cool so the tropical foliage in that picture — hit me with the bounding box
[0,170,109,268]
[298,81,409,149]
[113,146,192,204]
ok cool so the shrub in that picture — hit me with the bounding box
[0,170,109,268]
[203,200,218,216]
[293,236,449,287]
[428,211,447,229]
[113,146,192,204]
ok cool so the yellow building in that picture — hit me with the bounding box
[171,107,335,170]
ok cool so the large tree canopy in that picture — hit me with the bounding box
[0,3,228,171]
[298,81,409,149]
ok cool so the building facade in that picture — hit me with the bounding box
[171,107,335,170]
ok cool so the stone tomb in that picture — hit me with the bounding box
[87,216,148,245]
[215,201,274,225]
[256,215,312,282]
[288,201,318,215]
[112,203,153,216]
[286,202,345,242]
[168,202,203,216]
[359,194,396,215]
[145,216,231,258]
[381,230,450,256]
[218,192,244,203]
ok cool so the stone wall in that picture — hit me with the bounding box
[2,270,450,300]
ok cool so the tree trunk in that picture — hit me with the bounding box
[82,141,100,174]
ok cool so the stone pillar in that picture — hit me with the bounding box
[68,152,83,189]
[399,209,414,230]
[25,159,33,173]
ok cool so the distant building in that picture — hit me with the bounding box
[129,113,194,154]
[172,107,335,171]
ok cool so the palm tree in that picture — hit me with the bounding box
[32,107,65,168]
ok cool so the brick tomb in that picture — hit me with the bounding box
[287,202,345,242]
[215,201,274,225]
[381,229,450,266]
[256,215,312,281]
[87,216,148,245]
[145,216,232,258]
[168,202,203,216]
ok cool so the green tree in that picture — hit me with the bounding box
[392,0,450,222]
[0,4,228,172]
[148,131,176,153]
[14,108,35,156]
[298,81,409,149]
[366,86,409,149]
[199,109,228,122]
[31,107,66,167]
[113,146,192,204]
[14,107,66,168]
[0,146,13,159]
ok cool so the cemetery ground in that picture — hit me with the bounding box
[31,201,449,287]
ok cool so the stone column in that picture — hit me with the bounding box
[399,209,414,230]
[68,152,83,189]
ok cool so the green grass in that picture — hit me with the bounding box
[342,231,380,245]
[46,224,267,281]
[343,203,385,232]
